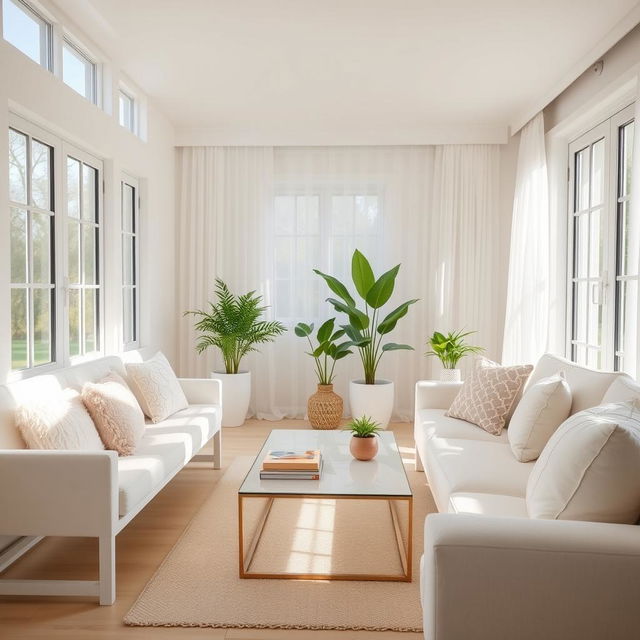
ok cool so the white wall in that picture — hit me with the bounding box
[0,35,177,381]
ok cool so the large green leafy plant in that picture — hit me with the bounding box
[425,329,484,369]
[314,250,417,385]
[186,278,286,374]
[295,318,353,385]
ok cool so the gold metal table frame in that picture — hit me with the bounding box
[238,492,413,582]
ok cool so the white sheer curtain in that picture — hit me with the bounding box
[176,144,503,420]
[502,113,550,365]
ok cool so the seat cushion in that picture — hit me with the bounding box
[117,404,220,516]
[416,409,509,444]
[448,492,528,518]
[424,436,535,511]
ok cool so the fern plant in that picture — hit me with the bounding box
[186,278,286,374]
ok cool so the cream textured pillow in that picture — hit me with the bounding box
[445,358,533,435]
[602,376,640,405]
[526,402,640,524]
[16,389,104,451]
[82,372,146,456]
[125,352,188,423]
[508,372,572,462]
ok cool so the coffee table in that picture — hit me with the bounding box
[238,429,413,581]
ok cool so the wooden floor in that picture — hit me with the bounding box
[0,419,421,640]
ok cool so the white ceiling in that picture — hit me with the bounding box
[53,0,640,144]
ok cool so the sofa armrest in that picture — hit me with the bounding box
[0,450,118,537]
[414,380,462,413]
[178,377,222,406]
[422,513,640,640]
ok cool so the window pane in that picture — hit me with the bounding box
[331,196,355,235]
[575,214,588,278]
[275,237,293,279]
[68,220,80,283]
[274,196,295,235]
[621,121,634,198]
[574,282,587,343]
[11,287,28,369]
[123,288,134,344]
[575,148,589,212]
[83,224,96,284]
[119,91,134,131]
[8,128,27,204]
[63,41,95,102]
[68,288,80,356]
[122,183,134,232]
[10,207,27,283]
[33,288,51,366]
[590,139,605,207]
[31,139,51,210]
[355,195,379,235]
[123,235,133,285]
[589,210,602,278]
[296,195,319,234]
[2,0,49,67]
[84,288,96,352]
[82,164,97,221]
[67,157,80,218]
[619,279,638,378]
[31,211,51,284]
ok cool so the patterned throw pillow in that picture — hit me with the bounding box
[125,352,189,423]
[445,358,533,435]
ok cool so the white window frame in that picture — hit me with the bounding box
[566,103,635,371]
[121,174,140,350]
[61,36,98,104]
[118,87,136,134]
[2,0,52,70]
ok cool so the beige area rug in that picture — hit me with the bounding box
[125,457,436,632]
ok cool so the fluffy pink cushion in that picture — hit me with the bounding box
[446,358,533,435]
[82,372,146,456]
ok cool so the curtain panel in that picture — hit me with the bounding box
[176,145,504,421]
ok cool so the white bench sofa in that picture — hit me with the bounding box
[0,354,222,605]
[415,354,640,640]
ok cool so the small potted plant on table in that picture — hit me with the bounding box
[295,318,353,429]
[186,278,286,427]
[346,415,382,461]
[425,329,484,381]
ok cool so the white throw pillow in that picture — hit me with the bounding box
[526,401,640,524]
[16,389,104,451]
[82,372,146,456]
[125,352,188,423]
[602,376,640,405]
[508,372,572,462]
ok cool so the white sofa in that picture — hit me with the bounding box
[0,354,222,605]
[415,354,640,640]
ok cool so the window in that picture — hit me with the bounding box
[62,39,97,103]
[121,176,139,347]
[567,104,637,375]
[2,0,51,69]
[8,126,55,371]
[66,151,102,357]
[273,191,382,322]
[119,90,135,133]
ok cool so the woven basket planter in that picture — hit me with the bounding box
[307,384,343,430]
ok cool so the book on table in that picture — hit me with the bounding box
[260,458,323,480]
[260,449,322,480]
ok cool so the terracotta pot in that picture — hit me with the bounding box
[307,384,343,430]
[349,435,379,461]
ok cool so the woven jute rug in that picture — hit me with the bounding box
[124,456,435,632]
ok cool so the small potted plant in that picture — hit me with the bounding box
[345,415,382,461]
[186,278,286,427]
[295,318,353,429]
[425,329,484,382]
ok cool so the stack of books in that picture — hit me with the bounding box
[260,449,323,480]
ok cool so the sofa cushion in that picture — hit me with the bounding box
[424,436,535,511]
[416,409,509,443]
[448,492,528,518]
[117,405,220,516]
[602,376,640,405]
[526,402,640,524]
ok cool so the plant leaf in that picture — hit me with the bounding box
[327,298,369,331]
[351,249,375,299]
[382,342,414,351]
[316,318,335,343]
[365,264,400,309]
[294,322,313,337]
[313,343,327,358]
[314,269,355,307]
[377,299,418,335]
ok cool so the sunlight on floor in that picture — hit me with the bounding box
[286,498,336,573]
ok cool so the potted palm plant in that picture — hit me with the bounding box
[295,318,353,429]
[425,329,484,381]
[186,278,286,427]
[345,415,382,461]
[314,250,417,429]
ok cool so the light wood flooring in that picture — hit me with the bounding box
[0,419,422,640]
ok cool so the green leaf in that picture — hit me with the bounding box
[365,264,400,309]
[377,299,418,335]
[313,343,327,358]
[330,329,346,341]
[334,350,353,360]
[382,342,414,351]
[316,318,335,343]
[294,322,313,337]
[327,298,369,331]
[314,269,355,307]
[351,249,375,299]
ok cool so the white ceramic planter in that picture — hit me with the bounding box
[349,379,394,430]
[440,368,461,382]
[210,370,251,427]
